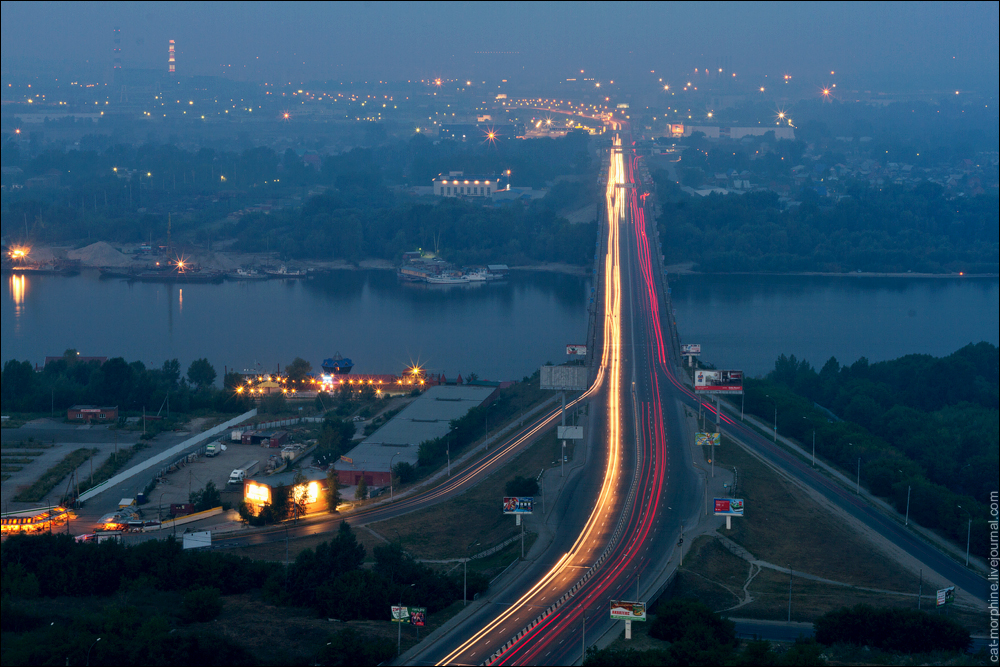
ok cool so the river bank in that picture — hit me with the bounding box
[663,262,998,279]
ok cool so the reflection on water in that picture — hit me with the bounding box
[9,274,26,317]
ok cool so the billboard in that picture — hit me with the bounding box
[557,425,584,440]
[391,606,410,623]
[936,586,955,607]
[540,365,589,391]
[503,497,534,514]
[695,370,743,394]
[681,344,701,355]
[714,498,744,516]
[410,607,427,626]
[182,531,212,550]
[610,600,646,621]
[566,344,587,356]
[670,124,685,136]
[695,432,720,447]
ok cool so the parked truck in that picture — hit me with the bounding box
[205,443,219,457]
[228,460,260,485]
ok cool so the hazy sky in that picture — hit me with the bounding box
[2,1,997,90]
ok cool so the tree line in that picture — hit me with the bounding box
[653,174,998,274]
[0,350,250,417]
[742,342,997,558]
[1,522,487,664]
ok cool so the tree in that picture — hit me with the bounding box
[286,357,312,383]
[355,477,368,500]
[505,475,539,497]
[393,461,417,485]
[325,467,342,513]
[190,480,221,512]
[187,358,216,389]
[161,358,181,386]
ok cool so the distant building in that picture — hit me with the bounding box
[683,126,795,140]
[67,405,118,422]
[433,171,505,198]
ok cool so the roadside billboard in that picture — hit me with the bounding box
[936,586,955,607]
[503,497,534,514]
[557,425,583,440]
[695,432,720,447]
[695,370,743,394]
[714,498,744,516]
[182,531,212,550]
[391,606,410,623]
[681,344,701,355]
[540,365,589,391]
[566,344,587,356]
[410,607,427,626]
[610,600,646,621]
[670,124,685,137]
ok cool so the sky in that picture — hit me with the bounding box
[2,1,997,91]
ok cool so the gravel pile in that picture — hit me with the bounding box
[67,242,134,267]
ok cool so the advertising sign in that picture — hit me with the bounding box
[540,365,589,391]
[566,344,587,356]
[670,124,685,136]
[695,370,744,394]
[695,432,720,447]
[391,606,410,623]
[714,498,745,516]
[503,497,534,514]
[936,586,955,607]
[410,607,427,626]
[557,425,584,440]
[182,531,212,550]
[681,344,702,355]
[244,481,271,505]
[609,600,646,621]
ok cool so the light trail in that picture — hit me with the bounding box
[439,137,628,666]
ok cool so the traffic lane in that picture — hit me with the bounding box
[417,401,625,665]
[718,416,990,602]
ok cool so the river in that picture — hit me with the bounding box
[3,271,996,381]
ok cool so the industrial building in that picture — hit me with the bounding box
[682,125,795,140]
[334,384,499,488]
[432,171,505,198]
[67,405,119,422]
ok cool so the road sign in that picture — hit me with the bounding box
[503,496,534,514]
[410,607,427,626]
[714,498,744,516]
[540,365,588,391]
[566,344,587,356]
[557,425,583,440]
[610,600,646,621]
[936,586,955,607]
[695,432,720,447]
[391,605,410,623]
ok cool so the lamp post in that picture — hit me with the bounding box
[803,417,815,466]
[389,452,400,500]
[900,472,911,526]
[765,394,777,442]
[464,540,480,606]
[87,638,101,666]
[856,457,861,495]
[958,505,972,567]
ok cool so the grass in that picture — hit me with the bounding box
[221,526,385,564]
[73,442,146,498]
[12,448,97,502]
[1,457,40,464]
[375,428,563,563]
[711,434,919,591]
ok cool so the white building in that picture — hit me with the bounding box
[433,171,505,198]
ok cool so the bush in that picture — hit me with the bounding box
[182,586,223,623]
[814,604,970,653]
[505,475,539,497]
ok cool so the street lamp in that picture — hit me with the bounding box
[900,471,911,526]
[856,457,862,495]
[87,638,101,666]
[389,452,400,500]
[464,540,480,606]
[765,394,778,442]
[957,505,972,567]
[803,417,815,466]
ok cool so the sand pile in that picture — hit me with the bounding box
[67,242,134,267]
